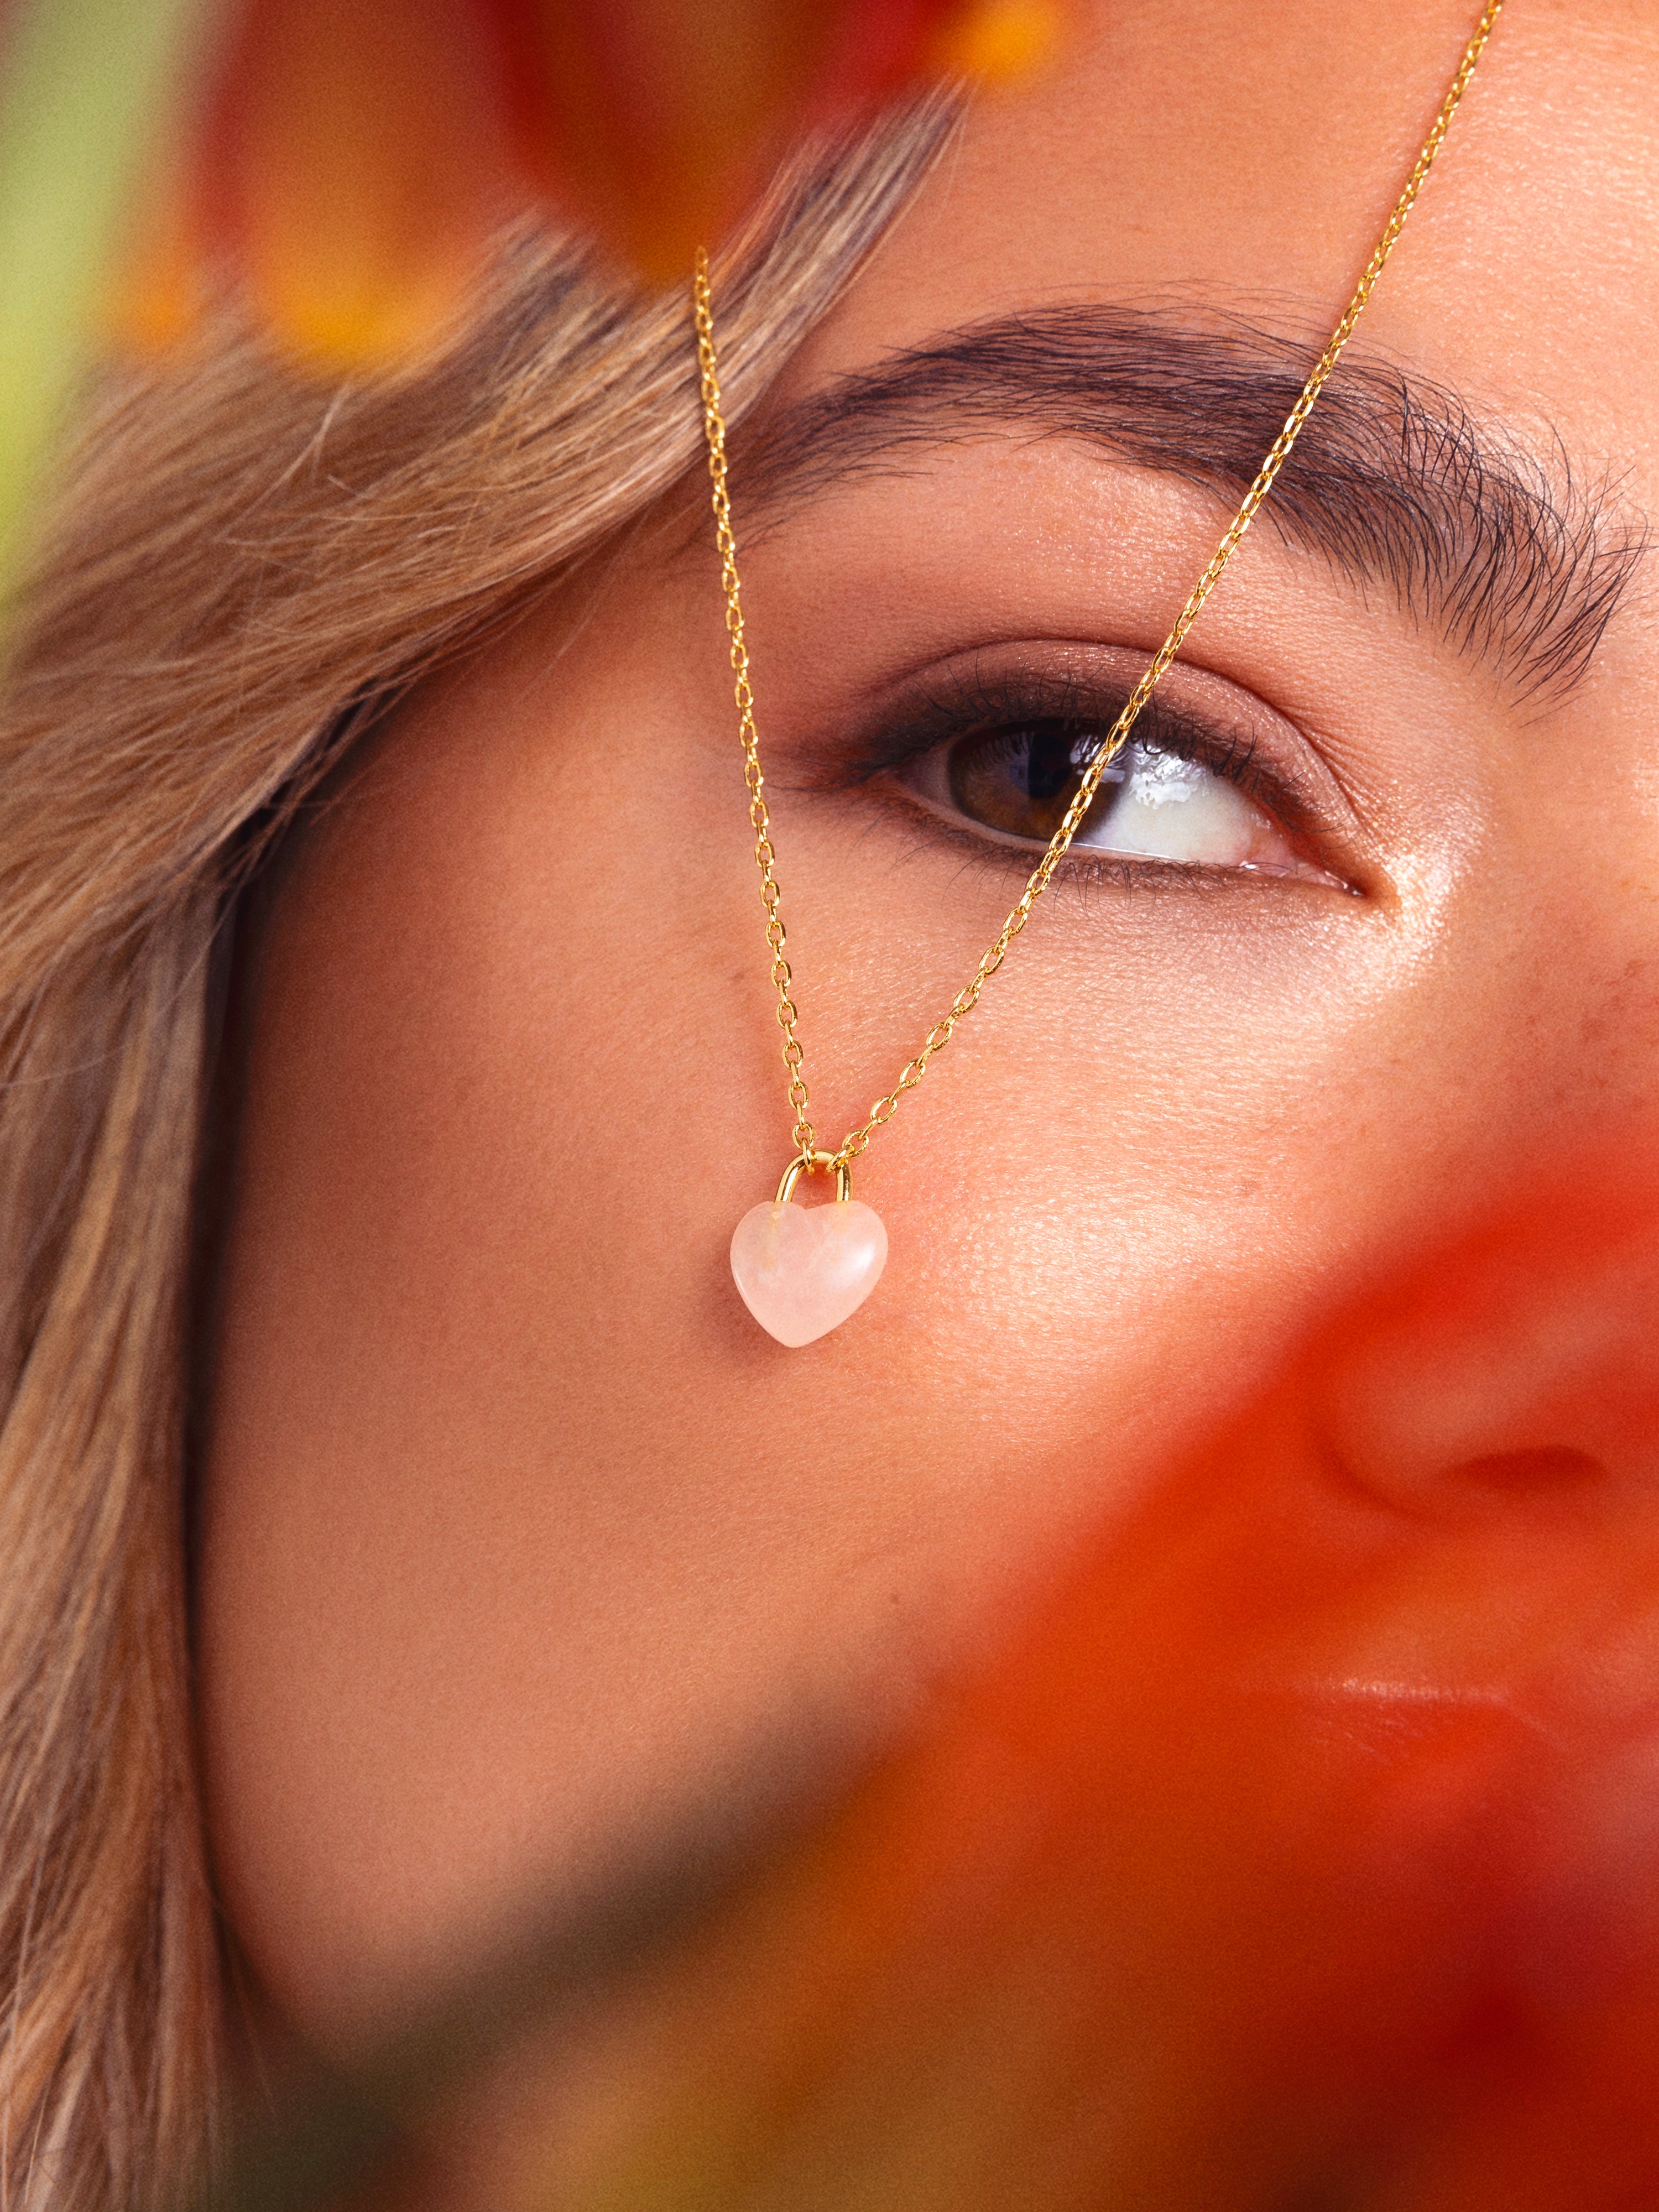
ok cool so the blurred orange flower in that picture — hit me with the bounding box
[116,0,1063,362]
[525,1133,1659,2209]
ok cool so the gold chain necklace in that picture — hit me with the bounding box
[696,1,1504,1348]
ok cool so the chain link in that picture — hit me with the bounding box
[693,290,818,1156]
[695,0,1502,1175]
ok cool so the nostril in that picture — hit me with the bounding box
[1307,1182,1659,1522]
[1445,1446,1606,1491]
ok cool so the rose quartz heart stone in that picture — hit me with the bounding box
[730,1198,888,1347]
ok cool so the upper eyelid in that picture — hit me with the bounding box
[826,663,1323,837]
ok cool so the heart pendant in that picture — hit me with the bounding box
[731,1164,888,1347]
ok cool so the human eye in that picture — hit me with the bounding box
[849,664,1350,888]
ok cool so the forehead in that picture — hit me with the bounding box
[784,0,1659,476]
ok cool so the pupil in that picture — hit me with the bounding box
[1023,726,1078,803]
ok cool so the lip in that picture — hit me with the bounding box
[1225,1650,1659,2008]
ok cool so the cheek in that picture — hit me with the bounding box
[195,617,1505,2047]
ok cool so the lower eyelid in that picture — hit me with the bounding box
[885,745,1347,889]
[877,786,1262,895]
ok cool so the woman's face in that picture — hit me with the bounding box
[200,0,1659,2043]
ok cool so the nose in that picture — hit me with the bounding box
[1312,1156,1659,1519]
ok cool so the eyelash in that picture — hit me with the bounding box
[825,663,1323,877]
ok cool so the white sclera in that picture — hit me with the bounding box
[1076,741,1295,870]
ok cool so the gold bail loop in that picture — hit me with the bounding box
[776,1149,853,1206]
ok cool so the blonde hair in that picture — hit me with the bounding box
[0,101,951,2211]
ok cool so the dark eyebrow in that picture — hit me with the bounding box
[739,306,1647,701]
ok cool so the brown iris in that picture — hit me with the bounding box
[946,723,1120,842]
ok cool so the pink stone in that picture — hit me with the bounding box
[729,1196,888,1347]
